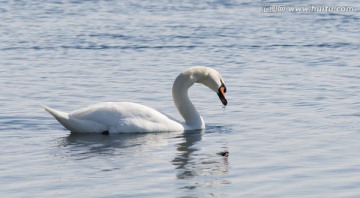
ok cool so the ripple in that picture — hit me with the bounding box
[1,0,359,197]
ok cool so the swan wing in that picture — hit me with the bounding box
[69,102,184,133]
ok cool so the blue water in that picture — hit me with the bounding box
[1,1,360,197]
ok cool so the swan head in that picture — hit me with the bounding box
[185,66,228,106]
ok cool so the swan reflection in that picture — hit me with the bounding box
[57,132,177,159]
[57,130,230,192]
[172,131,229,179]
[172,131,203,178]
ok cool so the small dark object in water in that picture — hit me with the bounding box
[102,131,109,135]
[218,151,229,157]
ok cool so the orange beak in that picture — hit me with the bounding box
[217,84,227,106]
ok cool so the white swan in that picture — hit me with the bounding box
[44,66,227,134]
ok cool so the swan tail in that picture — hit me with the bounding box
[43,105,108,133]
[43,105,73,130]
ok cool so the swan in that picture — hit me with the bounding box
[44,66,227,134]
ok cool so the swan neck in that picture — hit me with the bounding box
[172,73,204,130]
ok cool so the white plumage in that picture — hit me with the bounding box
[44,66,227,133]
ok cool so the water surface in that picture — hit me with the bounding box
[0,0,359,197]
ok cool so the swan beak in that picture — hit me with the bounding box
[217,84,227,106]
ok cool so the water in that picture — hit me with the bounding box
[1,0,359,197]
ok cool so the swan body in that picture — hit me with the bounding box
[44,102,184,133]
[44,66,227,133]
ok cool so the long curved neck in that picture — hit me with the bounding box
[172,73,204,130]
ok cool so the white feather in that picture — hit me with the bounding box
[44,66,226,133]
